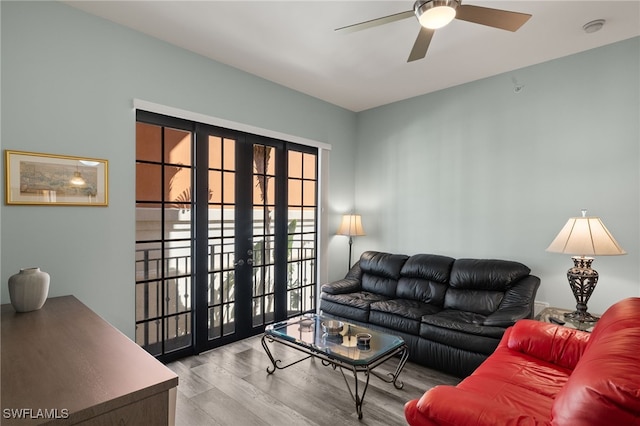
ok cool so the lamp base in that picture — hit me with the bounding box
[565,256,599,324]
[563,310,599,323]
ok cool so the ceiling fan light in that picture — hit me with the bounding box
[415,0,459,29]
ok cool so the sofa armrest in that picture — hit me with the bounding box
[484,306,532,327]
[321,261,363,295]
[405,386,547,426]
[507,319,590,370]
[321,278,361,295]
[484,275,541,327]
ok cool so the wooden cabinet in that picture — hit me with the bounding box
[1,296,178,425]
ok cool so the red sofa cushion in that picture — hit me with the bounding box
[551,298,640,426]
[507,319,589,370]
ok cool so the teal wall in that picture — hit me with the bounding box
[1,1,638,337]
[0,1,358,336]
[354,37,640,314]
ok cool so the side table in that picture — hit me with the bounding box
[535,307,597,332]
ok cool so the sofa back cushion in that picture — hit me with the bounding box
[445,259,531,315]
[396,254,454,305]
[507,320,589,370]
[449,259,531,291]
[359,251,408,297]
[551,297,640,426]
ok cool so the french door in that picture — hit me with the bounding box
[135,111,318,361]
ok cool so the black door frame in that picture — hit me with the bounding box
[137,110,318,362]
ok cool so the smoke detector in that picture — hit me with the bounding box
[583,19,605,34]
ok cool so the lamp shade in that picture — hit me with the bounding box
[337,214,366,237]
[546,214,626,256]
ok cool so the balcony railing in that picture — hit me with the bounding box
[134,241,316,354]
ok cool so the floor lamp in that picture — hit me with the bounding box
[546,210,626,322]
[337,214,366,271]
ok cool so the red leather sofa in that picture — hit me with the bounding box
[405,297,640,426]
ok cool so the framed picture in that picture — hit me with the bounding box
[5,150,108,206]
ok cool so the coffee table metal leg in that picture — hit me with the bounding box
[261,334,280,374]
[370,346,409,389]
[338,366,370,420]
[261,334,312,374]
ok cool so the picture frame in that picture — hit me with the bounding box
[5,150,108,206]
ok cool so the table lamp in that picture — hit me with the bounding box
[337,214,366,270]
[546,210,626,322]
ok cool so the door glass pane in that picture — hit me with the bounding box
[302,153,316,179]
[136,163,162,202]
[288,151,302,178]
[287,149,317,317]
[135,118,194,358]
[252,145,275,327]
[166,166,191,205]
[164,128,191,166]
[223,138,235,170]
[208,171,222,204]
[136,122,162,162]
[164,312,192,352]
[207,135,237,341]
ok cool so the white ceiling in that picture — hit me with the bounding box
[65,1,640,112]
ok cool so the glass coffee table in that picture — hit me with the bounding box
[261,314,409,419]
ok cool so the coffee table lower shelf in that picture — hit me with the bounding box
[261,333,409,419]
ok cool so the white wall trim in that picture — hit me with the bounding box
[132,99,332,151]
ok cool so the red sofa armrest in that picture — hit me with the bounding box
[506,319,590,370]
[405,386,550,426]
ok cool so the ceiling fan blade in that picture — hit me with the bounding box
[335,10,414,33]
[455,4,531,32]
[407,27,435,62]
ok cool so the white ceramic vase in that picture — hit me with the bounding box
[8,267,50,312]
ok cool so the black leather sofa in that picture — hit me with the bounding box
[320,251,540,377]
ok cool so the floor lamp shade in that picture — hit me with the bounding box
[546,211,626,322]
[337,214,366,238]
[337,214,366,271]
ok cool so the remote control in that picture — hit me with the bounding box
[549,317,565,325]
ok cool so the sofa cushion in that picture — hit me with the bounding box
[320,291,389,322]
[552,298,640,426]
[396,277,448,306]
[400,254,455,283]
[359,251,408,280]
[395,254,453,305]
[359,251,408,297]
[507,320,589,371]
[369,299,441,334]
[421,310,505,338]
[444,289,505,316]
[420,310,505,354]
[449,259,531,291]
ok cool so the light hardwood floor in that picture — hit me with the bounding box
[167,335,461,426]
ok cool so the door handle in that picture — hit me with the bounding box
[234,259,245,267]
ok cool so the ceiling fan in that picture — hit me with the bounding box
[335,0,531,62]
